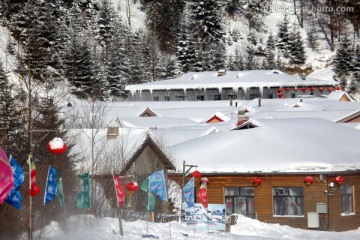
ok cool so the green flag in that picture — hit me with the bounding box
[141,177,156,212]
[55,168,65,208]
[76,173,90,209]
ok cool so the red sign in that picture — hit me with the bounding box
[113,176,125,206]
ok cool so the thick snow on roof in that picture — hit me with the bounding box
[125,70,338,93]
[121,116,199,128]
[170,118,360,173]
[68,128,148,174]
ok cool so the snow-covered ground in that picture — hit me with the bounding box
[26,214,360,240]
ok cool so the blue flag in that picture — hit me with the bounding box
[149,170,167,201]
[44,165,58,205]
[183,177,194,208]
[5,156,24,209]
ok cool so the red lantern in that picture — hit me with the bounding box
[301,87,307,93]
[319,87,324,92]
[125,181,139,192]
[309,86,315,92]
[278,92,284,98]
[304,176,314,186]
[252,177,262,186]
[285,87,290,92]
[192,170,202,179]
[277,87,283,93]
[328,86,333,92]
[334,176,344,184]
[47,137,67,154]
[335,86,341,91]
[293,87,298,92]
[200,177,209,185]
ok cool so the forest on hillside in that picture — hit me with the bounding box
[0,0,360,101]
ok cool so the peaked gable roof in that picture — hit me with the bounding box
[120,134,175,175]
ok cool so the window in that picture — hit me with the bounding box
[153,96,159,101]
[197,95,204,101]
[268,93,274,99]
[176,96,185,101]
[165,96,170,101]
[214,95,221,100]
[250,94,261,100]
[273,187,304,216]
[225,187,255,218]
[340,186,354,215]
[228,95,237,100]
[292,93,296,98]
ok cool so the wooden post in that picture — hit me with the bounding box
[118,208,123,237]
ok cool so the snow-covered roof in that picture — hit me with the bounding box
[170,118,360,173]
[125,70,338,93]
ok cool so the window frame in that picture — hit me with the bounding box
[224,187,255,218]
[272,187,304,217]
[340,185,355,216]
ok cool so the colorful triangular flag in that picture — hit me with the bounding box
[5,156,24,209]
[44,165,58,205]
[76,173,90,209]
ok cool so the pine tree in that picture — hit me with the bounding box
[189,0,226,70]
[307,18,319,50]
[350,45,360,93]
[334,35,353,81]
[289,27,306,65]
[277,13,291,58]
[265,33,276,69]
[97,0,116,50]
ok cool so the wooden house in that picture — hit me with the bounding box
[168,118,360,231]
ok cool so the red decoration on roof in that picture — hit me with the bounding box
[335,86,341,91]
[252,177,262,187]
[285,87,290,92]
[277,87,283,93]
[192,170,202,179]
[304,176,314,186]
[125,181,139,192]
[328,86,333,92]
[334,176,344,184]
[278,92,284,98]
[206,115,224,123]
[309,86,315,92]
[301,87,307,93]
[319,87,324,92]
[293,87,298,92]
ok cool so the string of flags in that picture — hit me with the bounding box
[1,142,208,211]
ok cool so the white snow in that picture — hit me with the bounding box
[25,214,360,240]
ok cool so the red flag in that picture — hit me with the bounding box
[113,176,125,206]
[27,156,40,197]
[197,185,208,209]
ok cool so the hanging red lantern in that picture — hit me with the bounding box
[278,92,284,98]
[309,86,315,92]
[192,170,202,179]
[335,86,341,91]
[301,87,307,93]
[304,176,314,186]
[47,137,67,154]
[293,87,298,92]
[285,87,290,92]
[252,177,262,187]
[277,87,283,93]
[200,177,209,185]
[125,181,139,192]
[334,176,344,184]
[328,86,333,92]
[319,87,324,92]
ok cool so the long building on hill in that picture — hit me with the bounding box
[125,70,339,101]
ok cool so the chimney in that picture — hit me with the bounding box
[237,110,249,126]
[107,126,119,139]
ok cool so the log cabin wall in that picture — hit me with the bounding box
[170,172,360,231]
